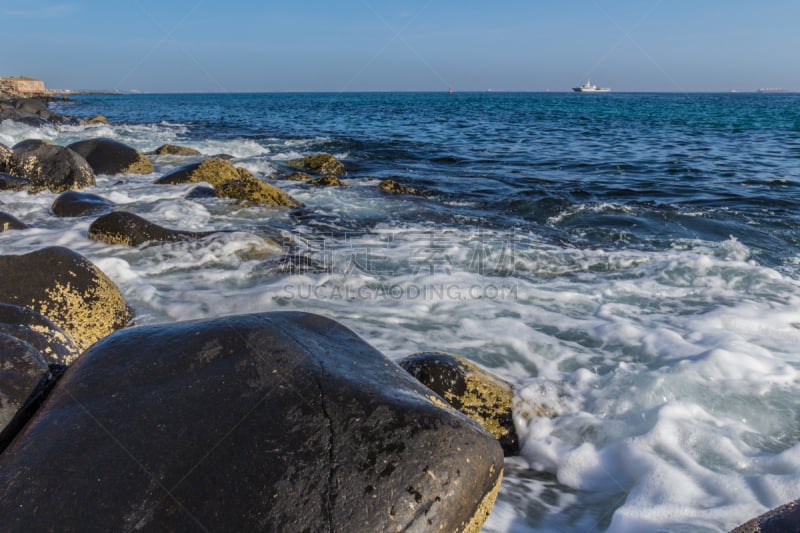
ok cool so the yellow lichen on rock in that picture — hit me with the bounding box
[287,153,345,176]
[190,158,242,187]
[151,144,201,156]
[460,470,503,533]
[122,153,154,175]
[215,175,300,207]
[86,116,109,125]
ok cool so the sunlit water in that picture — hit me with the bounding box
[2,92,800,532]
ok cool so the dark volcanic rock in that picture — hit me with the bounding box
[400,352,520,456]
[88,211,214,247]
[731,500,800,533]
[6,143,95,193]
[11,139,49,151]
[185,185,217,199]
[51,191,115,217]
[0,312,504,532]
[0,172,30,191]
[67,138,154,175]
[0,246,132,350]
[0,303,80,365]
[0,211,27,232]
[0,333,51,449]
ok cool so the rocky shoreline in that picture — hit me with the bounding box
[0,94,791,532]
[0,95,509,531]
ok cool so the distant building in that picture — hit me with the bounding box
[0,76,47,95]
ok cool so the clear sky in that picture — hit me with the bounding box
[1,0,798,93]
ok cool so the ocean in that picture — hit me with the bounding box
[2,91,800,532]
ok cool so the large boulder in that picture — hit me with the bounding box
[51,191,115,217]
[287,153,345,176]
[88,211,215,247]
[0,247,132,350]
[0,312,504,532]
[0,333,52,451]
[6,143,95,193]
[732,500,800,532]
[67,138,154,175]
[0,303,80,365]
[399,352,520,456]
[0,211,27,232]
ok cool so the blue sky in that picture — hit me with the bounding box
[1,0,798,92]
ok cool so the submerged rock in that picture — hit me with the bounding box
[85,115,109,125]
[0,303,80,365]
[253,254,328,275]
[379,178,421,196]
[6,143,95,193]
[150,143,201,156]
[88,211,215,247]
[67,138,154,175]
[0,212,27,232]
[399,352,520,456]
[310,175,348,187]
[51,191,114,217]
[0,246,132,350]
[285,171,312,182]
[287,153,345,176]
[731,500,800,533]
[185,185,217,199]
[0,312,504,532]
[215,175,300,207]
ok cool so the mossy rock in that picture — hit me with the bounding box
[7,144,95,193]
[155,158,240,187]
[0,246,132,350]
[67,138,154,175]
[215,176,300,207]
[399,352,520,456]
[0,212,28,232]
[150,144,201,156]
[310,175,348,187]
[88,211,215,247]
[86,115,109,125]
[287,153,345,176]
[285,171,312,182]
[379,179,420,196]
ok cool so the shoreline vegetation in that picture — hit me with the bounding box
[0,82,796,531]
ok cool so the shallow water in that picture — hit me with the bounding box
[2,92,800,532]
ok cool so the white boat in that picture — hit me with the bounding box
[572,80,610,93]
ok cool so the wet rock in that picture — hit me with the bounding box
[287,153,345,176]
[85,115,109,125]
[6,143,95,193]
[310,175,348,187]
[88,211,215,247]
[0,143,11,169]
[731,500,800,533]
[185,185,216,199]
[50,191,114,217]
[11,139,49,151]
[0,246,132,350]
[0,212,27,232]
[67,138,154,175]
[253,254,328,275]
[379,179,421,196]
[51,191,115,218]
[0,303,80,365]
[0,172,30,191]
[399,352,520,456]
[215,175,300,207]
[0,312,503,532]
[154,157,240,186]
[285,171,312,182]
[150,143,201,156]
[0,333,51,450]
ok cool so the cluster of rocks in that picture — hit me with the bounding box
[0,96,77,127]
[0,116,512,530]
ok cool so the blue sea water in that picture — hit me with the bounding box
[3,92,800,531]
